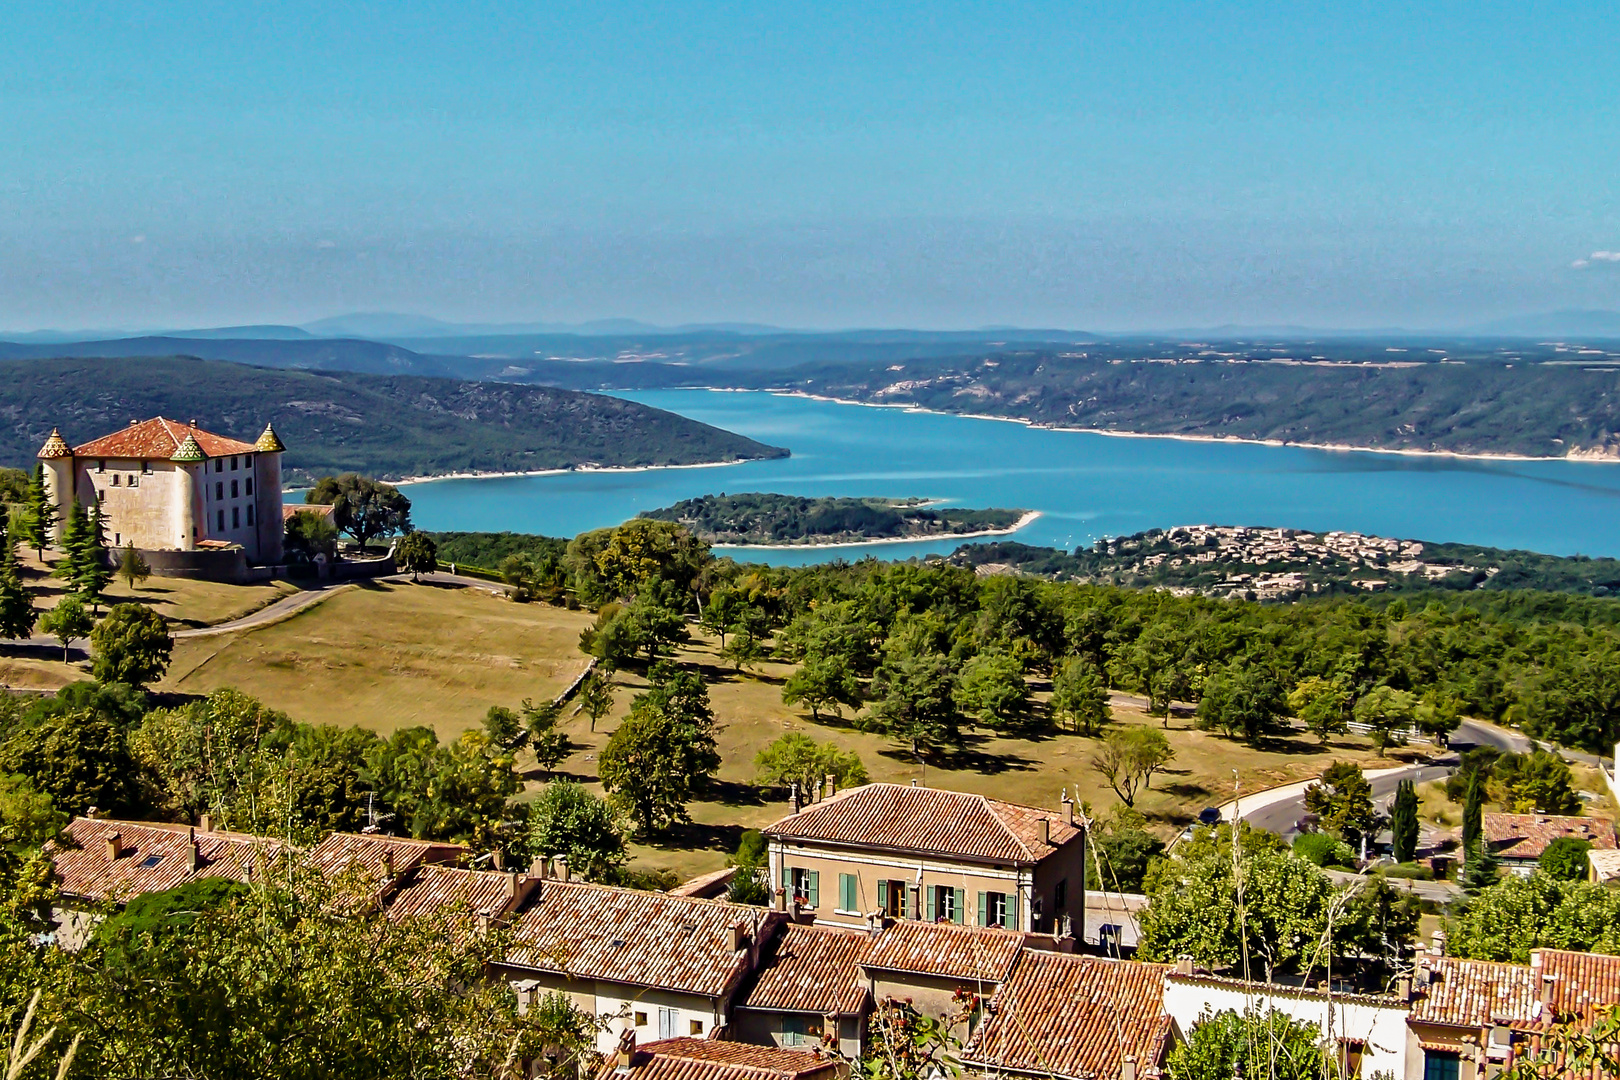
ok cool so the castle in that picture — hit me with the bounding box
[37,417,287,568]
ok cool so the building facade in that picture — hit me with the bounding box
[37,417,286,565]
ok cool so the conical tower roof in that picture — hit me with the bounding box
[37,428,72,459]
[254,422,286,453]
[171,432,206,463]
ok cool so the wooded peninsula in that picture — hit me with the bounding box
[638,493,1026,545]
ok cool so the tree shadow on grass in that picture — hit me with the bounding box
[642,820,749,857]
[1158,781,1214,800]
[1,642,89,664]
[875,735,1037,776]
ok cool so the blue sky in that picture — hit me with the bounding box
[2,2,1617,331]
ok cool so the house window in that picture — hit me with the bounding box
[876,879,907,918]
[657,1008,678,1040]
[245,478,253,495]
[634,1011,647,1027]
[782,1015,807,1047]
[1423,1050,1460,1080]
[785,867,820,908]
[689,1020,704,1036]
[977,891,1017,930]
[217,510,225,531]
[216,482,224,500]
[839,873,858,912]
[231,480,239,498]
[1055,878,1067,912]
[247,505,255,526]
[232,507,240,529]
[928,885,963,924]
[139,854,164,868]
[1099,924,1122,951]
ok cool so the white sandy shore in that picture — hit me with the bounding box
[744,388,1619,465]
[713,510,1042,551]
[392,456,762,488]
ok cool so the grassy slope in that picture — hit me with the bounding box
[0,356,787,483]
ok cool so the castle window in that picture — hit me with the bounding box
[232,507,240,529]
[141,461,150,474]
[247,505,255,526]
[231,480,239,499]
[216,482,224,500]
[114,533,120,546]
[128,475,138,488]
[216,460,224,473]
[110,475,120,487]
[217,510,225,531]
[245,454,252,466]
[231,457,239,471]
[245,478,253,495]
[96,460,105,472]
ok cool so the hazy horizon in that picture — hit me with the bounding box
[4,3,1618,331]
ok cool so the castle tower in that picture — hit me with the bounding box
[35,428,74,546]
[170,432,206,551]
[253,423,286,564]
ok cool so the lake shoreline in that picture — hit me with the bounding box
[710,510,1043,551]
[391,455,764,488]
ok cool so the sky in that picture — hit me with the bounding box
[2,2,1618,332]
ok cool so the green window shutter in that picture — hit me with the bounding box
[1006,892,1019,931]
[782,865,792,890]
[953,887,965,924]
[926,886,936,922]
[877,880,889,910]
[977,892,988,927]
[840,873,856,911]
[807,870,820,908]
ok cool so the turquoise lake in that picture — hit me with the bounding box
[404,389,1620,564]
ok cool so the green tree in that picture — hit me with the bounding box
[576,668,615,732]
[307,473,413,548]
[727,829,771,905]
[522,780,626,882]
[870,649,963,760]
[1353,685,1418,755]
[283,508,339,563]
[1089,726,1174,808]
[1050,656,1111,735]
[21,464,54,559]
[781,652,863,722]
[1414,690,1463,748]
[1088,812,1166,893]
[953,649,1030,729]
[1493,749,1580,815]
[364,727,520,846]
[1165,1008,1338,1080]
[90,603,173,687]
[128,688,290,826]
[1539,837,1593,881]
[0,706,132,816]
[1445,874,1620,961]
[718,622,765,671]
[1287,675,1351,743]
[79,499,111,604]
[116,542,151,590]
[37,595,92,662]
[1116,621,1191,725]
[395,531,438,580]
[1302,761,1377,846]
[1391,777,1419,863]
[699,585,744,646]
[598,700,721,835]
[1462,767,1486,852]
[522,697,571,774]
[754,733,868,796]
[1292,831,1355,869]
[0,547,36,642]
[1197,662,1289,744]
[53,499,89,589]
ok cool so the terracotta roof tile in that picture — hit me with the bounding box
[305,832,469,881]
[1411,956,1540,1028]
[764,783,1079,864]
[602,1039,845,1080]
[503,880,778,998]
[70,417,258,460]
[382,864,531,922]
[860,920,1022,984]
[740,923,871,1016]
[1533,949,1620,1021]
[49,817,286,903]
[1483,814,1617,861]
[963,952,1174,1080]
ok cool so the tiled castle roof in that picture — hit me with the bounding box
[254,423,286,453]
[69,417,259,460]
[763,783,1079,864]
[37,428,72,459]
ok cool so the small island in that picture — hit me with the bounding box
[640,492,1032,546]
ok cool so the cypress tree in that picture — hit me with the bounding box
[0,543,34,641]
[1391,778,1419,863]
[55,500,88,586]
[22,464,55,559]
[78,500,112,605]
[1461,768,1484,852]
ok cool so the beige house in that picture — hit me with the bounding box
[762,782,1085,935]
[734,923,872,1058]
[38,416,287,567]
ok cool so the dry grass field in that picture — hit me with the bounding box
[17,551,296,627]
[159,580,595,735]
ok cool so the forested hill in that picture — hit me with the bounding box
[640,493,1024,545]
[0,356,787,484]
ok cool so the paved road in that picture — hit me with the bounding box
[1225,762,1455,839]
[1323,868,1462,904]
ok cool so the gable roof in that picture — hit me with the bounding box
[382,864,532,922]
[739,923,871,1016]
[603,1039,845,1080]
[1410,956,1540,1028]
[503,880,776,998]
[1483,814,1617,861]
[860,919,1023,984]
[1533,949,1620,1022]
[50,817,285,903]
[963,952,1174,1080]
[70,417,259,460]
[305,832,469,881]
[763,783,1079,864]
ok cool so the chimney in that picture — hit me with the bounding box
[1063,788,1075,826]
[105,831,123,861]
[1542,974,1556,1009]
[730,923,747,951]
[530,856,549,879]
[491,848,505,871]
[382,850,395,879]
[1121,1055,1138,1080]
[199,813,213,833]
[188,827,201,873]
[775,887,787,913]
[1174,955,1194,976]
[1432,929,1447,957]
[1396,976,1413,1002]
[826,773,836,797]
[1039,818,1051,846]
[553,855,570,883]
[791,782,802,814]
[615,1026,637,1074]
